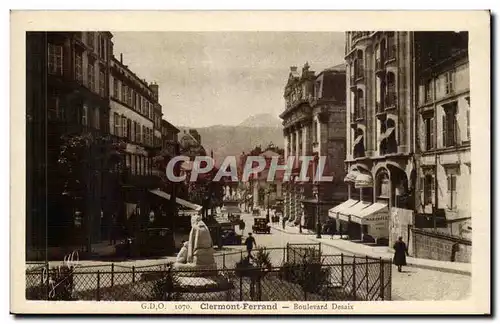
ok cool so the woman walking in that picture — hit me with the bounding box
[393,236,409,272]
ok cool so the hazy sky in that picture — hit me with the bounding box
[112,32,345,128]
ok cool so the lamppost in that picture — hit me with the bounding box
[315,183,322,239]
[265,188,271,223]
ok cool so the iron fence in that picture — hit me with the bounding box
[26,243,391,301]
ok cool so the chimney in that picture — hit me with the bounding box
[149,82,159,101]
[120,53,123,64]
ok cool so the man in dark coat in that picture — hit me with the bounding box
[393,236,409,272]
[244,233,256,259]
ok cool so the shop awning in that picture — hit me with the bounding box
[149,189,202,211]
[353,135,363,146]
[338,200,371,222]
[344,170,360,183]
[350,202,389,225]
[380,127,395,142]
[328,199,358,219]
[354,173,373,189]
[221,205,242,214]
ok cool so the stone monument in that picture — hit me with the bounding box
[173,215,216,276]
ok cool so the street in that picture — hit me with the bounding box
[238,212,471,301]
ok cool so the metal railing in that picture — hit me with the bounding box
[26,243,391,301]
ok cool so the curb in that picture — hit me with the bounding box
[269,225,315,236]
[309,238,472,276]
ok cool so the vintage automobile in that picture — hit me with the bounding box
[252,217,271,234]
[221,229,243,245]
[133,227,176,257]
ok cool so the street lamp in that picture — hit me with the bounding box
[315,183,322,239]
[265,188,271,223]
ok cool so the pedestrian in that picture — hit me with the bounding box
[393,236,409,272]
[244,233,256,259]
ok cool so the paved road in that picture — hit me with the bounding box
[239,212,471,301]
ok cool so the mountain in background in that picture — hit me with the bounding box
[238,113,282,128]
[179,114,283,164]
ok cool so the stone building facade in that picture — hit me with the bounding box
[342,32,416,247]
[108,54,165,227]
[26,31,114,257]
[280,63,347,231]
[414,32,471,242]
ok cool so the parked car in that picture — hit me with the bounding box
[221,229,242,245]
[134,228,175,257]
[252,217,271,234]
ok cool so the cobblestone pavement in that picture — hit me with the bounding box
[241,213,471,301]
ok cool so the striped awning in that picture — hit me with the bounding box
[344,170,360,183]
[354,173,373,189]
[149,189,202,211]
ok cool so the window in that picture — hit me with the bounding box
[113,78,119,98]
[444,71,454,95]
[442,102,458,147]
[135,122,141,143]
[74,51,83,83]
[99,34,106,59]
[81,105,88,126]
[385,72,396,108]
[424,80,432,103]
[354,50,364,79]
[386,33,396,60]
[315,81,321,99]
[47,91,64,120]
[48,43,63,75]
[424,117,434,150]
[447,174,457,210]
[113,113,120,136]
[121,116,127,138]
[87,62,95,91]
[121,84,126,102]
[93,107,100,129]
[355,89,364,119]
[422,174,434,205]
[99,70,105,97]
[128,88,133,106]
[136,94,140,110]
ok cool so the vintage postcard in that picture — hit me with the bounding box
[10,10,490,315]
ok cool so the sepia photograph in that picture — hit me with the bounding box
[10,11,490,315]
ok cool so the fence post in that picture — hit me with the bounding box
[340,253,345,286]
[379,258,385,300]
[352,256,356,300]
[286,243,289,263]
[365,256,369,299]
[239,275,243,301]
[132,266,136,284]
[111,263,115,288]
[45,263,50,300]
[223,254,226,269]
[96,271,101,301]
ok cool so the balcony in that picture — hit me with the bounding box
[351,31,371,45]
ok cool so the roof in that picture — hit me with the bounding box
[325,63,347,73]
[161,119,180,133]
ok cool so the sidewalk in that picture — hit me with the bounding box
[311,236,472,276]
[269,222,316,235]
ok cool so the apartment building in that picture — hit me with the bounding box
[281,63,347,231]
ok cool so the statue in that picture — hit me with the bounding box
[173,215,216,276]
